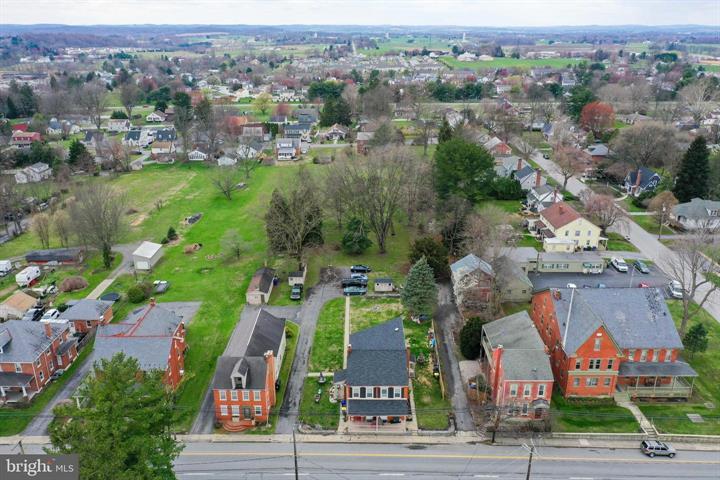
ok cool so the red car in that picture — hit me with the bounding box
[638,282,650,288]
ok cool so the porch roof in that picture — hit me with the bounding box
[347,399,410,416]
[618,361,697,377]
[0,372,34,387]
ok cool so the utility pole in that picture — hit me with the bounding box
[525,444,534,480]
[292,428,299,480]
[657,203,667,240]
[17,440,25,455]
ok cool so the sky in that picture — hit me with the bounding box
[1,0,719,26]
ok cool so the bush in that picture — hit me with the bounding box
[459,317,484,359]
[167,226,178,241]
[59,276,89,293]
[127,281,153,303]
[491,177,524,200]
[110,110,128,119]
[160,237,169,244]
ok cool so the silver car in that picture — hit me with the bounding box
[641,440,676,458]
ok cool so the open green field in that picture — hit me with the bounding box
[350,296,404,333]
[363,35,453,56]
[551,395,640,433]
[0,340,94,436]
[439,56,581,71]
[605,232,638,252]
[308,298,346,373]
[298,377,339,430]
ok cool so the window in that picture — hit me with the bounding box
[381,387,388,399]
[242,391,250,401]
[230,390,238,401]
[523,384,531,397]
[664,349,672,362]
[352,387,360,399]
[219,390,227,401]
[640,349,648,362]
[86,321,92,328]
[522,403,529,415]
[652,351,659,362]
[56,355,63,367]
[253,391,261,401]
[220,405,228,416]
[607,359,614,370]
[587,230,592,236]
[231,405,240,417]
[538,384,546,397]
[594,338,601,351]
[586,377,598,387]
[573,377,580,387]
[255,406,262,417]
[510,384,518,396]
[589,359,601,370]
[366,388,374,399]
[604,377,611,386]
[575,358,582,370]
[394,388,402,399]
[39,370,44,381]
[564,231,569,237]
[628,349,635,361]
[575,230,581,237]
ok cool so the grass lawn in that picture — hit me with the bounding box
[605,232,638,252]
[482,199,522,215]
[54,252,123,304]
[350,297,404,333]
[298,377,339,430]
[439,56,581,71]
[501,302,531,316]
[0,341,94,436]
[621,196,647,213]
[516,235,543,249]
[248,321,299,434]
[307,298,346,373]
[550,395,640,433]
[640,404,720,435]
[631,214,675,236]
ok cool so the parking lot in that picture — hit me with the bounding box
[529,262,671,292]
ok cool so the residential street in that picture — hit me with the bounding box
[435,283,475,431]
[275,271,342,434]
[530,150,720,324]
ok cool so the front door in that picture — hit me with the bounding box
[242,407,252,419]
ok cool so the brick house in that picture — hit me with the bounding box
[333,318,412,431]
[212,310,286,431]
[530,288,697,399]
[450,254,496,319]
[58,299,114,334]
[481,311,553,418]
[94,300,187,389]
[10,131,41,146]
[0,321,78,403]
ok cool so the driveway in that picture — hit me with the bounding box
[23,301,201,436]
[435,283,475,432]
[275,268,343,434]
[190,304,300,434]
[528,263,670,291]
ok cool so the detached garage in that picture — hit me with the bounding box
[133,241,163,271]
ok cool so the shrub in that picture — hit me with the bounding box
[59,276,89,293]
[127,281,153,303]
[167,226,178,241]
[459,317,484,359]
[160,237,169,244]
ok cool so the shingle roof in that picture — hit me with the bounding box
[26,248,82,263]
[673,198,720,220]
[1,291,37,313]
[248,267,275,294]
[540,202,582,229]
[245,310,286,357]
[549,287,683,354]
[450,253,494,278]
[59,299,112,321]
[618,361,697,377]
[347,399,411,416]
[0,320,68,363]
[626,167,658,189]
[346,318,408,386]
[0,372,34,387]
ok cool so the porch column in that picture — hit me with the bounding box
[690,377,695,396]
[653,376,658,395]
[0,386,4,398]
[21,386,27,397]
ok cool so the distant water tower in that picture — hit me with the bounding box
[462,32,466,42]
[385,32,390,40]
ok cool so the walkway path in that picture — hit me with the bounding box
[617,400,658,437]
[342,296,350,369]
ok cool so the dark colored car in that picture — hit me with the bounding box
[290,284,303,301]
[341,278,367,288]
[633,260,650,274]
[343,286,367,296]
[22,307,44,322]
[100,292,121,302]
[350,265,372,274]
[641,440,676,458]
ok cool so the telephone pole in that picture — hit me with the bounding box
[525,444,534,480]
[292,428,299,480]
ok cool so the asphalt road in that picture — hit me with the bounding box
[528,263,671,292]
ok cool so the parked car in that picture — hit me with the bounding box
[566,283,577,289]
[596,283,607,288]
[667,280,684,299]
[290,284,303,301]
[350,265,372,274]
[350,273,368,282]
[633,260,650,274]
[22,307,44,322]
[341,278,367,288]
[638,282,651,288]
[343,286,367,296]
[641,440,676,458]
[610,257,629,273]
[154,280,170,293]
[542,153,550,159]
[41,309,60,321]
[50,369,65,381]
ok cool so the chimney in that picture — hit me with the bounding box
[553,187,559,203]
[634,168,642,188]
[535,170,542,187]
[44,322,53,338]
[492,345,503,393]
[347,344,352,355]
[517,157,522,171]
[558,205,565,215]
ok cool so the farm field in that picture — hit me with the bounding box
[439,56,581,70]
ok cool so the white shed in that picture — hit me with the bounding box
[374,278,395,293]
[133,241,164,271]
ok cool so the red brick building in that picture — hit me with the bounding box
[11,131,41,146]
[94,300,187,389]
[530,288,697,399]
[481,311,553,419]
[58,299,113,334]
[212,310,286,431]
[0,321,78,403]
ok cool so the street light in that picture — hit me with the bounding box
[657,203,667,240]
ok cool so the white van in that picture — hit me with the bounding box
[0,260,12,276]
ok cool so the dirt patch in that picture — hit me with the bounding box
[130,213,148,227]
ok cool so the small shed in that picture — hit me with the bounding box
[374,278,395,293]
[133,241,163,271]
[288,265,307,286]
[246,267,275,305]
[26,247,84,265]
[0,291,37,320]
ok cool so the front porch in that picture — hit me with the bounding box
[0,372,37,405]
[617,361,698,399]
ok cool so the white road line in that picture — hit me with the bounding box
[178,474,215,477]
[569,477,594,480]
[282,474,309,476]
[378,474,405,477]
[474,476,500,478]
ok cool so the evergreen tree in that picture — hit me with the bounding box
[409,236,449,280]
[566,85,596,120]
[683,323,708,358]
[319,96,351,126]
[401,256,437,317]
[68,139,90,166]
[49,353,183,480]
[433,138,495,202]
[341,217,372,254]
[674,136,710,203]
[459,317,484,359]
[438,117,453,143]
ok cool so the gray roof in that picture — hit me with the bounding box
[0,372,34,387]
[245,310,286,357]
[249,267,275,294]
[0,320,68,363]
[59,299,113,321]
[626,167,659,189]
[94,303,183,371]
[673,198,720,220]
[450,253,494,278]
[124,129,141,141]
[482,311,553,381]
[495,256,533,289]
[515,165,535,181]
[504,247,540,264]
[549,287,683,354]
[212,356,240,390]
[155,128,176,142]
[347,399,411,416]
[26,247,82,263]
[618,361,697,377]
[346,318,408,387]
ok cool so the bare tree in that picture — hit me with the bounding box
[0,180,26,237]
[647,191,679,228]
[401,153,433,226]
[580,191,625,234]
[341,83,360,120]
[515,139,535,163]
[210,166,240,200]
[653,102,682,125]
[78,81,109,130]
[611,122,681,170]
[462,205,513,261]
[554,145,585,189]
[174,105,194,162]
[665,225,720,335]
[53,210,72,248]
[220,229,247,260]
[679,79,718,125]
[69,183,128,268]
[120,83,141,120]
[107,139,133,172]
[33,212,52,249]
[438,195,472,256]
[628,82,652,114]
[237,155,260,180]
[41,90,71,119]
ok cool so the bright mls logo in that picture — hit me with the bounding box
[0,454,78,480]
